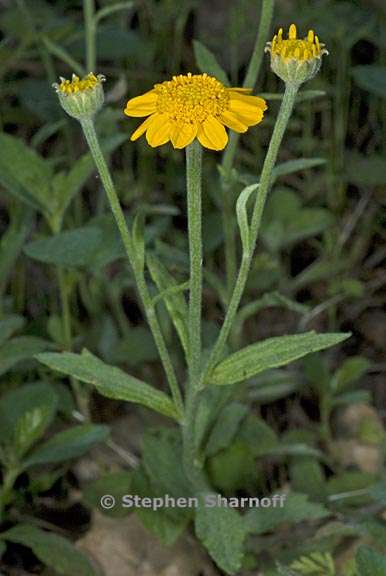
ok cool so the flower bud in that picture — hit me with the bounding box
[265,24,328,86]
[53,73,105,120]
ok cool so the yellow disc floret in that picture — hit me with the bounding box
[154,73,229,125]
[57,72,103,94]
[124,73,267,151]
[265,24,328,85]
[271,24,322,61]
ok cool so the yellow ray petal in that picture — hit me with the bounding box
[227,87,253,94]
[228,91,268,111]
[170,122,198,149]
[124,90,158,117]
[220,110,247,133]
[130,115,155,141]
[197,115,228,151]
[145,113,171,147]
[229,99,265,126]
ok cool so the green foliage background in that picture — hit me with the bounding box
[0,0,385,574]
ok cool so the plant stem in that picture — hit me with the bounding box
[83,0,96,72]
[186,141,203,387]
[220,0,275,297]
[0,466,19,523]
[57,268,72,349]
[243,0,275,89]
[56,267,89,418]
[202,83,299,384]
[80,118,183,416]
[182,142,208,493]
[182,386,210,493]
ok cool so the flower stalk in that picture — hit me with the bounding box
[186,141,203,387]
[202,82,299,384]
[80,117,183,417]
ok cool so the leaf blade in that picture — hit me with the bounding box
[209,332,351,386]
[37,350,179,420]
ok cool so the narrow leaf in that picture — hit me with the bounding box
[236,184,258,256]
[1,524,94,576]
[209,331,351,386]
[147,253,189,356]
[24,424,109,467]
[37,349,179,420]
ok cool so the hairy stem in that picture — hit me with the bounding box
[182,142,209,493]
[80,118,183,416]
[202,83,299,384]
[186,141,203,387]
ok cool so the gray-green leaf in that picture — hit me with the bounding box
[245,493,329,535]
[24,423,109,467]
[236,184,258,256]
[195,502,246,575]
[0,382,58,448]
[209,331,351,386]
[147,253,189,356]
[0,524,94,576]
[37,349,180,420]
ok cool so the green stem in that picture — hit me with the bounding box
[56,267,89,418]
[220,0,275,296]
[83,0,96,72]
[182,142,208,493]
[0,467,19,523]
[202,83,299,383]
[57,268,72,348]
[243,0,275,89]
[186,141,203,387]
[80,118,183,417]
[182,387,210,494]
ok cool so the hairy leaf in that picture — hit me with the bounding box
[37,349,179,420]
[209,332,350,386]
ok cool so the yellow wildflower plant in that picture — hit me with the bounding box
[265,24,328,85]
[124,73,267,151]
[53,73,105,120]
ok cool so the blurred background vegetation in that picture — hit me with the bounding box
[0,0,386,574]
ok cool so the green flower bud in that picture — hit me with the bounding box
[53,73,105,120]
[265,24,328,86]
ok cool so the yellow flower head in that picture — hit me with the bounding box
[265,24,328,85]
[124,73,267,151]
[53,73,105,120]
